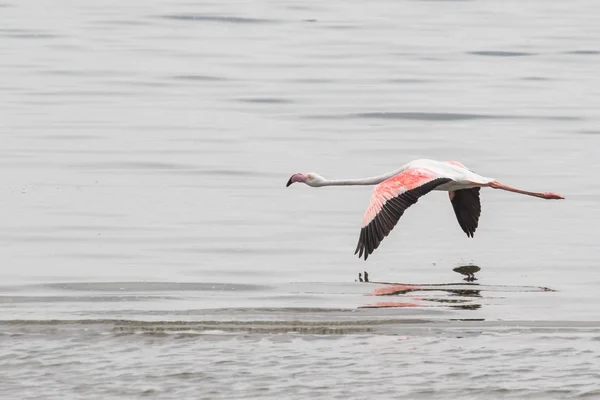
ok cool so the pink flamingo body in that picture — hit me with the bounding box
[286,159,564,260]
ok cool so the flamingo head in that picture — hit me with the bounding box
[286,173,326,187]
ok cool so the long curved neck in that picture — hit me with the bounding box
[315,165,408,187]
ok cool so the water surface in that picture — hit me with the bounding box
[2,0,600,398]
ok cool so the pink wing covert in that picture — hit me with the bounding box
[355,167,452,260]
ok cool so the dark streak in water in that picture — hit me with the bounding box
[564,50,600,55]
[237,98,294,104]
[50,211,125,219]
[50,225,165,233]
[40,135,101,141]
[0,234,196,245]
[73,163,278,178]
[3,33,59,39]
[387,78,431,84]
[21,148,231,156]
[3,319,600,335]
[180,169,261,177]
[172,74,229,82]
[73,161,198,170]
[43,69,133,78]
[160,14,278,24]
[337,112,502,121]
[291,78,335,84]
[307,112,580,121]
[26,90,135,97]
[577,130,600,135]
[168,247,330,255]
[0,296,177,303]
[323,25,359,30]
[521,76,551,81]
[58,253,149,260]
[41,282,271,292]
[92,19,153,27]
[116,80,172,88]
[468,51,536,57]
[0,29,59,39]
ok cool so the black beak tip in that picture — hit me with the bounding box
[286,177,293,187]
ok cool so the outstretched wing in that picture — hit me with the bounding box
[449,188,481,238]
[355,168,452,260]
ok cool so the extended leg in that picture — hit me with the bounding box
[488,181,564,200]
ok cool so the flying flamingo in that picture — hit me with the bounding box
[286,159,564,261]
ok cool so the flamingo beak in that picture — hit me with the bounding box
[287,173,306,187]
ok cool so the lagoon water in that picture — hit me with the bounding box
[1,0,600,398]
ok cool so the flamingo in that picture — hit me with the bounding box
[286,159,564,260]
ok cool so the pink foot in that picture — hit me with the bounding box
[544,192,565,199]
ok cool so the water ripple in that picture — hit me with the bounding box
[468,50,536,57]
[237,98,295,104]
[0,28,59,39]
[307,112,581,121]
[159,14,279,24]
[171,74,230,82]
[564,50,600,55]
[40,282,270,292]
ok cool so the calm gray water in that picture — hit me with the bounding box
[2,0,600,398]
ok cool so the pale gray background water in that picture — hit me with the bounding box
[1,0,600,398]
